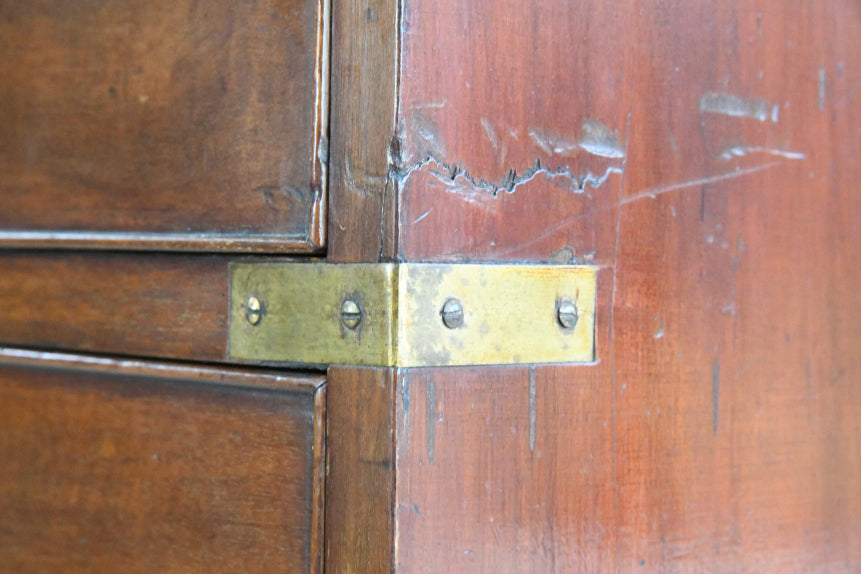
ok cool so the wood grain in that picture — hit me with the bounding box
[394,366,615,572]
[325,367,395,573]
[388,0,860,571]
[326,0,399,262]
[0,349,326,573]
[0,252,231,362]
[0,0,328,252]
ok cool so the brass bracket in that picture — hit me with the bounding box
[229,263,596,367]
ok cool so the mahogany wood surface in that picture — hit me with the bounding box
[0,0,856,571]
[386,0,860,571]
[327,0,399,262]
[0,252,231,362]
[324,367,396,574]
[0,348,326,573]
[0,0,327,252]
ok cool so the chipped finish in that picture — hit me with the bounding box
[389,0,861,572]
[577,119,627,159]
[698,91,774,122]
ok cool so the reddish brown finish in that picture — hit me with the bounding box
[395,366,615,572]
[0,349,326,573]
[0,0,327,252]
[0,252,231,362]
[325,367,395,573]
[327,0,399,262]
[386,0,861,571]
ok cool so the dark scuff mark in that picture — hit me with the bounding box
[426,379,436,465]
[712,359,720,435]
[359,457,392,470]
[546,246,576,265]
[529,367,536,452]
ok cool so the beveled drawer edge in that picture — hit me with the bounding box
[0,346,325,394]
[0,231,324,254]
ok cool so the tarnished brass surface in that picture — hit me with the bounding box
[229,263,596,367]
[229,263,397,366]
[397,264,595,366]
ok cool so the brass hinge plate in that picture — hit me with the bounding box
[229,263,596,367]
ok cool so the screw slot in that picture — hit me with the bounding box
[557,300,578,330]
[341,299,363,330]
[245,296,263,326]
[440,298,464,329]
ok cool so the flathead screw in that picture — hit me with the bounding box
[440,298,464,329]
[245,296,263,326]
[557,300,578,330]
[341,299,363,330]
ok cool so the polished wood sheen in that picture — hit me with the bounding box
[0,0,857,571]
[326,0,399,262]
[325,367,395,573]
[0,349,326,573]
[0,252,231,362]
[0,0,328,252]
[382,0,859,571]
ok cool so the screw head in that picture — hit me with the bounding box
[557,300,578,330]
[245,296,263,326]
[341,299,363,330]
[440,298,464,329]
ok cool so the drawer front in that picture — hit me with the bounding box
[0,349,325,573]
[0,252,231,362]
[0,0,328,252]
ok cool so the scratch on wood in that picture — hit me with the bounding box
[412,209,432,224]
[720,146,806,160]
[819,67,826,111]
[481,118,499,151]
[426,379,436,465]
[399,373,411,458]
[699,92,773,122]
[654,320,665,339]
[713,359,720,435]
[529,367,536,452]
[806,358,814,423]
[528,128,579,157]
[529,119,625,159]
[411,101,447,110]
[621,161,782,206]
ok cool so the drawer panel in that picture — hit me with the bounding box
[0,0,328,252]
[0,252,231,362]
[0,349,325,573]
